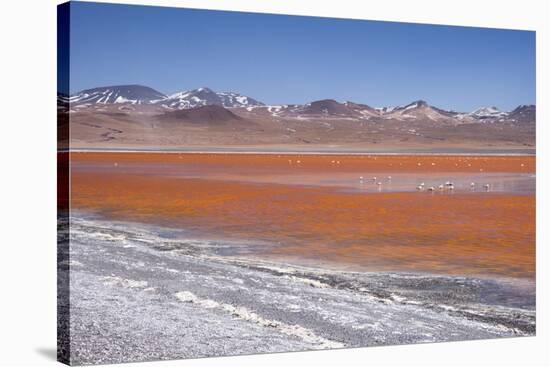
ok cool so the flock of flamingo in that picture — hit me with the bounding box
[357,175,490,192]
[284,158,493,193]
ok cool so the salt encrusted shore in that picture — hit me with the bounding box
[58,215,535,365]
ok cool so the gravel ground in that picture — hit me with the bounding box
[58,215,535,365]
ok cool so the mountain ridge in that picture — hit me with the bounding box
[70,84,167,105]
[66,84,535,124]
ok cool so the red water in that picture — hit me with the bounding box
[70,152,536,279]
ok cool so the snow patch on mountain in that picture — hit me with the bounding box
[70,85,167,105]
[470,106,508,119]
[160,87,264,109]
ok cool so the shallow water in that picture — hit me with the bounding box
[74,154,535,194]
[278,172,535,194]
[70,153,536,279]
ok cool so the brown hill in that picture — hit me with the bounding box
[508,105,536,124]
[158,105,244,125]
[299,99,359,117]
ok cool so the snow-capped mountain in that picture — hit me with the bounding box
[392,100,429,112]
[507,105,536,124]
[217,91,265,108]
[469,106,508,119]
[378,100,460,123]
[375,101,438,115]
[297,99,359,116]
[343,101,380,117]
[160,87,264,109]
[289,99,380,118]
[70,85,167,105]
[374,101,428,114]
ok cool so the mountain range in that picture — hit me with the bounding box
[64,84,535,125]
[60,84,535,152]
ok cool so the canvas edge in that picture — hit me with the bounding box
[57,1,71,365]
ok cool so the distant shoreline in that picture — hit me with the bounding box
[60,147,536,156]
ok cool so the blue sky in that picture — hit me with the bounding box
[68,1,535,112]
